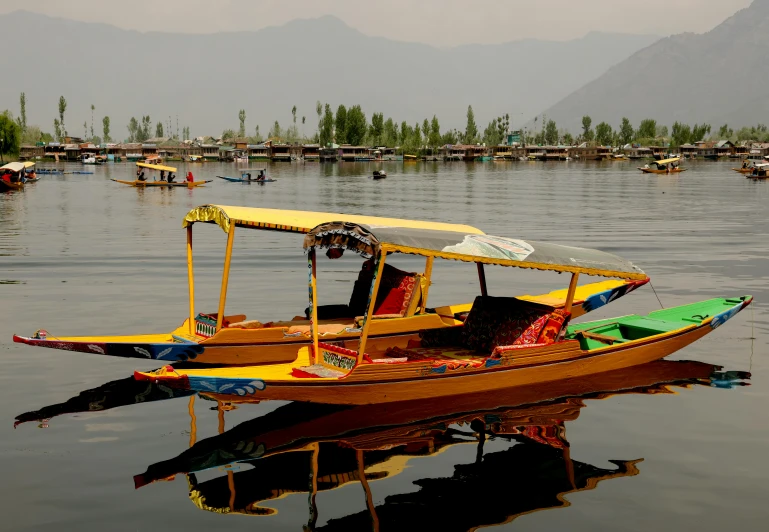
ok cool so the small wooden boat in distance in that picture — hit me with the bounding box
[746,162,769,179]
[135,221,751,404]
[372,170,387,179]
[638,157,687,174]
[217,169,275,183]
[0,162,28,191]
[111,179,211,188]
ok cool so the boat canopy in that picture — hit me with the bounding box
[753,162,769,168]
[136,162,178,172]
[1,162,26,172]
[182,204,485,236]
[23,161,35,168]
[303,222,646,280]
[654,157,680,165]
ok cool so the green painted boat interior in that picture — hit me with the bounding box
[566,297,750,350]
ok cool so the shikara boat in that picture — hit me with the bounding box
[746,162,769,179]
[135,220,751,403]
[217,169,275,183]
[638,157,687,174]
[13,206,647,366]
[133,359,749,524]
[733,161,756,174]
[113,162,212,187]
[112,179,211,188]
[0,161,28,190]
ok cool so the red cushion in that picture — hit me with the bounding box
[536,309,570,344]
[375,286,406,315]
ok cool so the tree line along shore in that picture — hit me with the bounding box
[3,93,769,162]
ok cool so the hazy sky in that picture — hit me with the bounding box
[0,0,753,45]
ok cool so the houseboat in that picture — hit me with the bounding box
[270,144,291,162]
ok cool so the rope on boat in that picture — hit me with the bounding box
[649,280,665,309]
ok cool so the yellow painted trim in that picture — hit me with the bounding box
[182,205,484,236]
[421,256,434,314]
[216,224,236,331]
[358,251,388,363]
[379,244,646,281]
[187,226,196,336]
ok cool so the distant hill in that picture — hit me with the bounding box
[536,0,769,133]
[0,11,658,140]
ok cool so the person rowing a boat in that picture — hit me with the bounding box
[256,170,266,182]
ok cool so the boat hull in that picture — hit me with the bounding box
[638,168,688,174]
[111,179,211,188]
[0,180,24,191]
[217,176,276,183]
[135,297,752,405]
[13,279,649,365]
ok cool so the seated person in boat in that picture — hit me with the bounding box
[137,169,146,181]
[167,172,176,183]
[159,170,166,181]
[186,172,194,182]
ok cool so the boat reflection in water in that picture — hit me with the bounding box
[126,360,749,528]
[14,377,194,428]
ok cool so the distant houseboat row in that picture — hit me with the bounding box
[19,138,769,163]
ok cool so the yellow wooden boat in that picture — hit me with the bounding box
[0,161,28,191]
[135,220,751,404]
[638,157,687,174]
[13,206,648,365]
[111,179,212,188]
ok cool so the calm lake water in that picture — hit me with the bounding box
[1,160,767,531]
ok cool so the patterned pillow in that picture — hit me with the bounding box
[536,309,570,344]
[460,297,501,352]
[492,308,546,349]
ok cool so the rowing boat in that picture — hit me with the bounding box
[111,179,211,188]
[13,206,647,365]
[638,157,687,174]
[217,175,276,183]
[1,162,28,190]
[134,220,750,404]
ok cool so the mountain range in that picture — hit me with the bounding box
[0,10,658,140]
[538,0,769,133]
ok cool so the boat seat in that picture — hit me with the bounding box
[424,296,568,353]
[313,262,426,321]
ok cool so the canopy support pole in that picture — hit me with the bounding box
[216,224,236,332]
[309,249,319,365]
[420,256,434,314]
[564,272,580,314]
[358,251,388,364]
[186,226,196,336]
[477,263,488,296]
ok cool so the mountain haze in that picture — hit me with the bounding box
[538,0,769,133]
[0,11,658,140]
